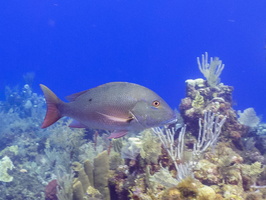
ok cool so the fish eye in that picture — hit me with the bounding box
[152,100,160,107]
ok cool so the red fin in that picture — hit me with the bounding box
[65,89,90,101]
[40,84,63,128]
[108,130,128,139]
[69,120,87,128]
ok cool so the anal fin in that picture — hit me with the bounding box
[108,130,128,139]
[69,120,87,128]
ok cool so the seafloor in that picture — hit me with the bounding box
[0,54,266,200]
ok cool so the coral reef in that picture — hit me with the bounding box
[179,77,251,159]
[53,150,110,200]
[1,53,266,200]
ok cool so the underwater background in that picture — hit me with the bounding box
[1,0,266,115]
[1,1,266,200]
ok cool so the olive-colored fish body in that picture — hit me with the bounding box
[40,82,175,138]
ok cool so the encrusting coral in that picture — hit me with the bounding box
[161,177,218,200]
[0,156,14,182]
[179,77,248,144]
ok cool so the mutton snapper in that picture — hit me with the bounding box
[40,82,176,138]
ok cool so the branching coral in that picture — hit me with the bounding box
[237,108,260,128]
[121,137,142,160]
[197,52,225,87]
[153,110,226,182]
[56,171,74,200]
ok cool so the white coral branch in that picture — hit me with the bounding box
[197,52,225,87]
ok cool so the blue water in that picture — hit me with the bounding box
[1,0,266,117]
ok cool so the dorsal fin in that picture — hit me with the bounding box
[65,89,90,101]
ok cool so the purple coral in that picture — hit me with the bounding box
[45,179,58,200]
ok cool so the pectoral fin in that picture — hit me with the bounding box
[97,112,133,123]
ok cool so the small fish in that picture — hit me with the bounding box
[40,82,176,138]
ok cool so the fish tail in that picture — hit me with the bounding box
[40,84,63,128]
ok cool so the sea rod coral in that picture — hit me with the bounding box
[153,110,226,182]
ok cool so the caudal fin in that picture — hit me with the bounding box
[40,84,63,128]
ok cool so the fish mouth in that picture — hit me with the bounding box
[159,117,178,126]
[159,111,178,126]
[129,110,177,128]
[165,117,178,124]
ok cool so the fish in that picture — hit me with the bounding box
[40,82,176,138]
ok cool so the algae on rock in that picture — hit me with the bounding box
[0,145,18,156]
[140,129,161,164]
[0,156,14,182]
